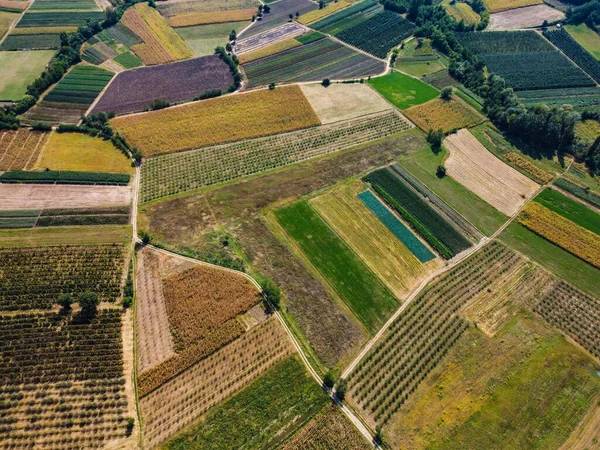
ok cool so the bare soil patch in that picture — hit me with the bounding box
[488,4,564,30]
[234,22,304,54]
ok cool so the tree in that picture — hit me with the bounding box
[322,78,331,87]
[440,86,453,100]
[426,128,444,152]
[78,291,99,315]
[296,11,300,18]
[288,13,293,20]
[140,230,151,244]
[336,378,347,402]
[148,0,156,8]
[229,30,237,41]
[374,426,385,446]
[263,4,271,13]
[268,82,276,90]
[585,136,600,176]
[260,277,281,309]
[122,296,133,308]
[436,165,446,178]
[57,293,73,311]
[323,371,336,390]
[225,42,232,52]
[319,0,324,8]
[126,418,135,436]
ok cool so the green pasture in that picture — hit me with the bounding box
[0,50,55,100]
[177,21,250,57]
[534,188,600,236]
[368,70,438,110]
[396,59,446,78]
[565,24,600,60]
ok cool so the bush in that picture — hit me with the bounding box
[57,293,73,310]
[78,291,99,315]
[149,99,169,110]
[268,82,276,90]
[322,78,331,87]
[259,276,281,309]
[31,122,52,132]
[426,128,444,152]
[323,370,336,389]
[436,165,446,178]
[139,230,151,245]
[440,87,453,100]
[335,378,347,402]
[122,296,133,308]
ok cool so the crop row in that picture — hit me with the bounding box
[140,110,411,202]
[0,129,50,171]
[0,245,126,310]
[0,206,130,229]
[43,65,113,106]
[349,241,521,424]
[517,87,600,99]
[456,30,554,56]
[0,33,61,50]
[554,177,600,209]
[311,0,378,34]
[503,152,554,184]
[544,28,600,84]
[16,11,104,28]
[0,170,130,185]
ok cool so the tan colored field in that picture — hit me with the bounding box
[0,184,132,210]
[0,225,132,247]
[488,4,564,30]
[10,26,78,34]
[483,0,542,13]
[504,151,554,184]
[0,129,50,171]
[157,0,258,17]
[140,316,294,449]
[111,85,321,156]
[0,10,18,40]
[300,83,393,124]
[167,9,255,27]
[310,182,440,300]
[122,3,192,65]
[35,132,134,174]
[444,129,540,216]
[403,97,485,133]
[297,0,351,24]
[136,247,176,374]
[0,0,27,11]
[239,37,302,63]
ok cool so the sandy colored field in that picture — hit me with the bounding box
[157,0,258,16]
[136,247,175,374]
[0,10,19,40]
[0,0,27,11]
[0,225,132,247]
[488,4,564,30]
[300,83,393,124]
[444,129,540,216]
[297,0,351,24]
[483,0,542,13]
[0,129,50,171]
[0,50,55,101]
[35,132,134,174]
[111,85,320,156]
[234,22,305,54]
[167,9,255,27]
[0,184,132,210]
[403,97,485,133]
[310,182,440,300]
[238,37,301,63]
[10,26,78,34]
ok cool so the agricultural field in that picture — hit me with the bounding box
[396,59,446,78]
[488,4,563,30]
[443,129,540,216]
[311,0,381,36]
[0,10,19,39]
[403,97,485,132]
[0,170,130,185]
[368,70,439,110]
[238,37,301,63]
[297,0,351,25]
[15,10,104,28]
[233,22,304,54]
[121,3,193,65]
[517,87,600,109]
[34,132,133,174]
[29,0,99,10]
[534,188,600,236]
[243,38,385,88]
[554,177,600,209]
[176,21,250,57]
[140,110,411,202]
[241,0,318,38]
[92,55,232,115]
[166,9,255,27]
[0,50,55,100]
[422,69,458,89]
[0,128,50,171]
[544,28,600,84]
[112,85,320,156]
[0,32,62,50]
[482,0,542,13]
[157,0,258,19]
[0,224,132,247]
[0,206,131,229]
[565,24,600,60]
[443,0,479,25]
[576,119,600,143]
[82,23,145,69]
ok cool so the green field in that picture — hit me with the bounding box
[396,59,446,78]
[176,21,250,57]
[29,0,99,10]
[43,64,113,105]
[499,222,600,295]
[0,50,55,100]
[16,10,104,27]
[368,70,439,110]
[534,188,600,236]
[275,200,399,333]
[112,51,142,69]
[398,147,508,236]
[162,356,328,450]
[565,24,600,60]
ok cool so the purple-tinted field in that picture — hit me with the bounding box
[92,55,233,115]
[241,0,317,38]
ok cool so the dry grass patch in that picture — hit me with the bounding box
[157,0,258,17]
[35,132,134,174]
[444,129,540,216]
[238,37,302,63]
[483,0,542,13]
[504,151,554,184]
[297,0,351,24]
[0,0,27,11]
[10,26,78,34]
[404,97,485,133]
[300,83,393,124]
[0,129,50,171]
[488,4,564,30]
[167,9,255,27]
[112,85,320,156]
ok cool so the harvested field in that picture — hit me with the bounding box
[488,4,564,30]
[444,129,540,216]
[140,316,294,448]
[0,50,55,100]
[157,0,258,17]
[238,37,301,63]
[93,55,232,115]
[0,129,50,171]
[297,0,351,24]
[241,0,318,38]
[299,83,392,124]
[167,9,255,27]
[0,0,26,11]
[112,85,320,156]
[404,97,485,132]
[483,0,542,13]
[233,22,304,54]
[0,224,132,247]
[0,184,131,210]
[504,152,554,184]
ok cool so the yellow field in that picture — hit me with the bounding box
[10,26,78,35]
[576,120,600,142]
[0,225,132,247]
[404,97,485,133]
[504,152,554,184]
[123,3,192,65]
[483,0,542,13]
[297,0,351,24]
[111,85,320,156]
[35,132,134,174]
[0,11,18,40]
[444,1,480,24]
[239,38,302,64]
[167,9,255,27]
[519,202,600,269]
[310,182,440,299]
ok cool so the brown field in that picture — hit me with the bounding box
[483,0,542,13]
[111,85,320,156]
[488,4,564,30]
[403,97,485,133]
[444,129,540,216]
[140,316,294,448]
[0,129,50,171]
[504,151,554,184]
[136,247,176,374]
[238,37,302,64]
[0,184,131,210]
[167,9,255,27]
[0,0,27,10]
[22,101,87,126]
[519,202,600,269]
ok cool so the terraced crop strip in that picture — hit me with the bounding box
[554,177,600,209]
[140,110,411,202]
[0,129,50,171]
[297,0,351,24]
[311,0,380,35]
[0,33,61,50]
[15,10,104,28]
[243,38,385,88]
[544,28,600,84]
[140,316,294,448]
[0,310,128,449]
[0,245,126,310]
[348,242,523,425]
[518,87,600,109]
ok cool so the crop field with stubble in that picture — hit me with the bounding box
[404,97,485,132]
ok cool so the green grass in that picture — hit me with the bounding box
[368,70,439,110]
[0,50,55,100]
[398,147,508,236]
[396,59,446,78]
[113,51,143,69]
[176,21,250,57]
[499,222,600,296]
[275,200,398,333]
[162,356,328,450]
[565,24,600,60]
[534,188,600,235]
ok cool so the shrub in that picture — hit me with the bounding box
[323,370,336,389]
[57,293,73,310]
[78,291,100,315]
[139,230,151,244]
[336,378,347,402]
[322,78,331,87]
[440,87,453,100]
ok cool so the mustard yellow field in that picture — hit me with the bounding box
[404,97,485,133]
